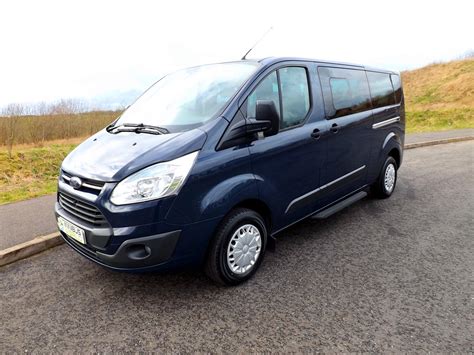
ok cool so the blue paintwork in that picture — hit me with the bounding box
[57,57,405,272]
[62,128,207,182]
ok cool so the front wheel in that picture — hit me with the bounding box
[372,156,398,199]
[204,208,267,286]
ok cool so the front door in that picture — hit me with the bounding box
[244,66,327,231]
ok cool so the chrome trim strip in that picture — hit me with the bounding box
[57,180,98,204]
[82,182,103,191]
[285,165,366,213]
[372,116,400,129]
[275,185,368,235]
[61,174,103,191]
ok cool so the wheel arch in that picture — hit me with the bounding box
[232,198,273,233]
[388,147,401,168]
[382,131,403,168]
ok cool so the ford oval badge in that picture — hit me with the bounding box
[70,176,83,189]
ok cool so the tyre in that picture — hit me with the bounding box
[205,208,267,286]
[372,156,398,199]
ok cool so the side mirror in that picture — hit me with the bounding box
[218,101,280,150]
[254,100,279,137]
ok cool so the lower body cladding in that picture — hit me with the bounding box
[54,202,222,272]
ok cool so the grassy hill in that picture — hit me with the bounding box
[402,58,474,132]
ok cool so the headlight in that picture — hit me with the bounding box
[110,151,199,205]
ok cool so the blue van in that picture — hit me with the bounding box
[55,57,404,285]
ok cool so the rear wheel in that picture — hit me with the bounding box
[372,156,398,199]
[204,208,267,286]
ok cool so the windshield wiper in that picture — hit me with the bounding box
[107,123,169,135]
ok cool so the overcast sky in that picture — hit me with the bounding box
[0,0,472,108]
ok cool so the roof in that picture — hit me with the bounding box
[246,56,398,74]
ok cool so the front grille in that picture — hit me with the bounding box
[61,171,105,194]
[59,193,107,226]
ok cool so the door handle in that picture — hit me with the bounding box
[330,123,339,133]
[311,128,321,139]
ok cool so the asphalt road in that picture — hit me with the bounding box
[1,141,473,352]
[0,194,57,249]
[406,128,473,144]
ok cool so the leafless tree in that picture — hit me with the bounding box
[48,98,87,115]
[0,98,120,147]
[2,103,24,158]
[457,50,474,60]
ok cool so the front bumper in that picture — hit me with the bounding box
[60,227,180,271]
[55,199,222,272]
[55,202,180,271]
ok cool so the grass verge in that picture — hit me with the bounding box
[406,108,474,133]
[0,139,81,205]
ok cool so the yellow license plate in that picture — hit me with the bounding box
[58,216,85,244]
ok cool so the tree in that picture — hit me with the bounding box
[457,50,474,60]
[2,103,24,158]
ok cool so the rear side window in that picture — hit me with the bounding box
[330,78,352,110]
[391,74,402,103]
[246,67,310,130]
[318,67,371,119]
[367,72,396,108]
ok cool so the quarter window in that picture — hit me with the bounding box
[245,67,311,130]
[246,72,280,119]
[390,74,402,103]
[318,67,371,119]
[367,71,396,108]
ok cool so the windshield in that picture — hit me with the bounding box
[116,62,260,132]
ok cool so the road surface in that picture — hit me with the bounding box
[405,128,473,144]
[0,194,56,249]
[1,141,473,352]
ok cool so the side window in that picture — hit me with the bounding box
[367,71,396,108]
[245,67,310,130]
[246,71,280,119]
[330,78,351,110]
[318,67,371,119]
[279,67,310,129]
[390,74,402,103]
